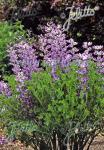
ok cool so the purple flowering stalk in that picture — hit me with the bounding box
[0,81,11,96]
[7,41,40,108]
[82,42,104,75]
[76,50,91,99]
[38,22,78,79]
[8,41,39,81]
[76,42,104,99]
[75,42,91,97]
[0,79,32,115]
[39,22,104,83]
[0,135,7,145]
[93,46,104,75]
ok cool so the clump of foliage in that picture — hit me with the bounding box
[0,61,104,150]
[0,22,104,150]
[0,21,25,77]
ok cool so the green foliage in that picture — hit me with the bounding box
[0,61,104,149]
[0,21,26,76]
[0,75,37,140]
[26,62,104,129]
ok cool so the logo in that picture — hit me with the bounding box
[62,3,95,31]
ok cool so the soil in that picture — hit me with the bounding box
[0,135,104,150]
[87,135,104,150]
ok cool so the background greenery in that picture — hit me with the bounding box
[0,21,26,77]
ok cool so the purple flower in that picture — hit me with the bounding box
[93,45,103,50]
[8,41,39,80]
[77,68,87,75]
[7,41,40,108]
[80,77,88,84]
[93,49,104,75]
[76,50,91,99]
[0,135,7,145]
[0,81,11,96]
[82,42,92,49]
[39,22,77,76]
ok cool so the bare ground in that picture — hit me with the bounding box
[0,135,104,150]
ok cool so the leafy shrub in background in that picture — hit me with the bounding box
[51,0,104,45]
[4,0,104,45]
[0,0,31,7]
[0,21,26,77]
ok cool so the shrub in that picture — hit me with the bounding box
[25,61,104,150]
[0,22,104,150]
[0,60,104,150]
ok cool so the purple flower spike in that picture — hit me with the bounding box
[7,41,40,108]
[0,81,11,96]
[0,135,7,145]
[39,22,77,77]
[8,41,39,80]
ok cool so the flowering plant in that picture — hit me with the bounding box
[0,60,104,150]
[0,22,104,150]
